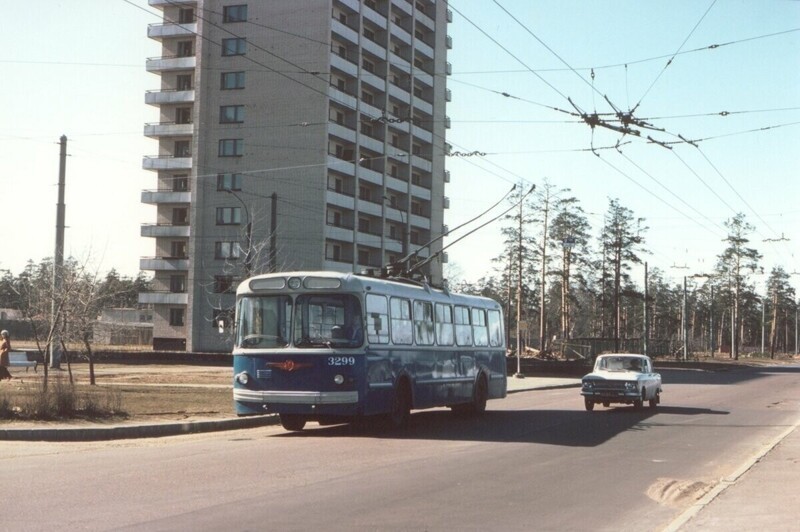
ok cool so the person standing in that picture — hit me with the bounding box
[0,330,12,380]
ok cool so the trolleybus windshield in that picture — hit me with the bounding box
[236,293,363,349]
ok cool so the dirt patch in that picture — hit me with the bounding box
[647,478,715,506]
[1,364,236,426]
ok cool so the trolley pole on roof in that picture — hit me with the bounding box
[50,134,67,369]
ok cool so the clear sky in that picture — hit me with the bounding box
[1,1,798,294]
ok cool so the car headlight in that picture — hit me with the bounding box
[624,381,637,390]
[582,380,594,389]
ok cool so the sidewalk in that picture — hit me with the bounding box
[666,420,800,531]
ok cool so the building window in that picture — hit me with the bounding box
[217,173,242,191]
[358,217,370,233]
[218,138,243,157]
[174,140,191,157]
[170,275,187,293]
[223,5,248,23]
[361,89,374,105]
[215,241,241,259]
[220,105,244,124]
[170,241,187,258]
[175,107,192,124]
[169,308,185,327]
[172,207,188,225]
[214,276,236,294]
[178,8,194,23]
[177,41,193,57]
[173,175,189,192]
[222,38,247,56]
[362,58,375,73]
[221,71,245,90]
[327,242,342,261]
[216,207,241,225]
[358,185,371,201]
[176,74,193,91]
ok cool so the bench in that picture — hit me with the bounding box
[8,351,38,372]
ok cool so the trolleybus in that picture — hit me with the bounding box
[232,271,507,431]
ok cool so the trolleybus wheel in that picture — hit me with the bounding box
[280,414,306,431]
[387,380,411,429]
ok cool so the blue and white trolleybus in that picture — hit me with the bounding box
[232,271,507,431]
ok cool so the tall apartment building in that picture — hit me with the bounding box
[141,0,451,352]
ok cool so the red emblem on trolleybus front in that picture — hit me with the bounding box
[266,360,312,372]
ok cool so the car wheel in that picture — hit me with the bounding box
[280,414,306,431]
[649,391,659,409]
[584,398,595,411]
[633,389,645,410]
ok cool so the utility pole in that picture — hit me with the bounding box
[539,194,551,354]
[709,285,715,356]
[269,192,277,272]
[50,135,67,369]
[514,196,524,377]
[643,262,649,357]
[682,276,688,360]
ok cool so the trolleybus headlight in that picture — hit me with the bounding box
[235,372,250,385]
[288,277,302,289]
[334,374,345,385]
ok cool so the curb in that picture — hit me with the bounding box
[0,414,278,442]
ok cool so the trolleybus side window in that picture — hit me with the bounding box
[435,303,454,346]
[390,297,413,345]
[487,309,504,347]
[366,294,390,344]
[472,308,489,347]
[413,300,435,345]
[236,295,292,348]
[454,305,473,346]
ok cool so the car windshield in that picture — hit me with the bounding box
[597,356,643,372]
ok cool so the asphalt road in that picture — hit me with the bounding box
[2,365,799,531]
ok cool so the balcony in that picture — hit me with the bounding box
[141,189,191,204]
[143,155,192,171]
[363,5,387,28]
[325,224,354,243]
[331,19,359,45]
[144,122,194,138]
[138,291,189,305]
[149,0,197,5]
[146,55,196,72]
[410,184,432,202]
[145,89,195,106]
[140,257,190,271]
[328,122,356,143]
[330,53,358,77]
[147,22,197,40]
[140,223,191,238]
[328,85,357,110]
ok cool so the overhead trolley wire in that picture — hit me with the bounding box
[632,0,717,113]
